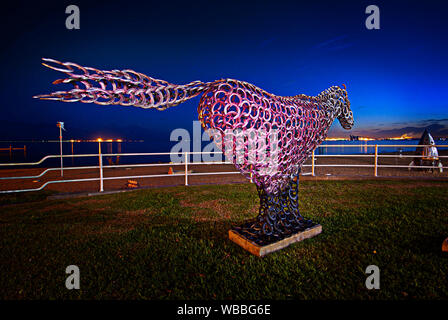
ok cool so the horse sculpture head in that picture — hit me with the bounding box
[336,84,354,130]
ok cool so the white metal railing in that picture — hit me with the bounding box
[310,144,448,177]
[0,148,237,193]
[0,143,447,194]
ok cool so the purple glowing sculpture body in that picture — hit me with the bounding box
[198,79,353,194]
[35,58,354,245]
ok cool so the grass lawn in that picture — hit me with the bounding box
[0,179,447,299]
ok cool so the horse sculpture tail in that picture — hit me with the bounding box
[33,58,212,110]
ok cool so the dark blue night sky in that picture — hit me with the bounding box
[1,0,447,144]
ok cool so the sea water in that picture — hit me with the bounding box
[1,139,447,168]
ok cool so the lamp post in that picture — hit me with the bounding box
[56,122,65,177]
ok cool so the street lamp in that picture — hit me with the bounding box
[56,121,65,177]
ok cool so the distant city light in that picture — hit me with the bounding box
[325,137,348,141]
[388,133,412,140]
[358,137,375,141]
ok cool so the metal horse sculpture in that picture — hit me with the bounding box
[34,58,354,246]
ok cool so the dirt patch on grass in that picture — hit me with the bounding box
[40,202,76,213]
[175,192,188,198]
[248,204,258,215]
[343,182,448,197]
[70,209,151,236]
[323,198,365,210]
[383,182,448,189]
[180,199,231,221]
[101,210,149,233]
[73,199,110,206]
[40,198,112,213]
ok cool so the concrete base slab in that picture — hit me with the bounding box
[229,224,322,257]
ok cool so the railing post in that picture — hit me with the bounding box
[312,150,315,176]
[185,151,188,186]
[59,125,64,177]
[98,139,104,192]
[374,144,378,177]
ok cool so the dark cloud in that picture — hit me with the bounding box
[313,35,348,49]
[329,118,448,139]
[366,123,447,138]
[327,43,354,51]
[312,35,353,52]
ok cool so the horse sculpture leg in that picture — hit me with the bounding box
[232,170,317,246]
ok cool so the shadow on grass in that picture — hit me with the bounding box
[0,190,55,206]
